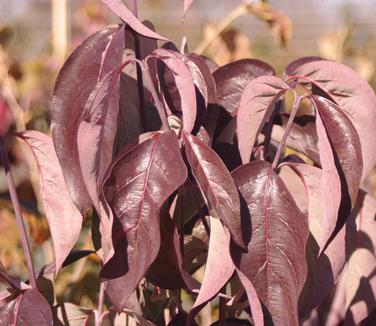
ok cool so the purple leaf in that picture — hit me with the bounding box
[345,193,376,324]
[213,59,275,117]
[51,25,124,215]
[182,132,245,249]
[18,131,82,273]
[232,160,309,325]
[149,49,197,133]
[77,25,125,211]
[101,131,187,310]
[236,76,291,164]
[0,289,52,325]
[183,0,195,17]
[284,56,322,78]
[146,205,198,290]
[289,60,376,179]
[189,217,235,319]
[311,95,363,247]
[236,268,264,326]
[101,0,168,40]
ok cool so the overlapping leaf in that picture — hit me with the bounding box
[101,131,187,310]
[236,76,290,164]
[101,0,168,40]
[0,289,52,325]
[213,59,275,117]
[51,25,124,214]
[232,160,309,325]
[18,131,82,273]
[289,60,376,179]
[183,132,245,249]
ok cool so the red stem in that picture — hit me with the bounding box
[0,136,37,289]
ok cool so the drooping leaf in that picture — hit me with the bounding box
[345,193,376,325]
[289,60,376,179]
[0,289,53,325]
[213,59,275,117]
[311,95,363,246]
[189,217,234,321]
[77,25,125,211]
[182,132,245,249]
[232,160,309,325]
[101,131,188,310]
[18,131,83,273]
[149,49,197,133]
[146,205,198,290]
[236,76,290,164]
[51,25,124,214]
[101,0,168,40]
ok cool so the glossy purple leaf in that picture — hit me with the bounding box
[146,205,198,290]
[345,193,376,325]
[236,268,264,326]
[51,25,124,215]
[236,76,291,164]
[101,0,168,40]
[213,59,275,117]
[182,132,245,249]
[0,289,52,325]
[101,131,188,310]
[189,217,235,320]
[289,60,376,180]
[284,56,322,78]
[19,131,82,273]
[232,160,309,325]
[77,25,125,211]
[149,49,197,133]
[311,95,363,247]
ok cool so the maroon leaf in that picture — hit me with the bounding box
[149,49,197,133]
[345,193,376,324]
[284,56,322,78]
[189,217,235,320]
[289,60,376,179]
[51,25,124,215]
[146,205,198,290]
[18,131,82,273]
[182,132,245,249]
[213,59,275,117]
[0,289,52,325]
[101,0,168,40]
[77,25,125,211]
[232,160,309,325]
[101,131,187,310]
[236,76,290,164]
[311,95,363,246]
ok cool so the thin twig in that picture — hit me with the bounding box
[0,137,37,289]
[96,281,106,326]
[272,92,301,170]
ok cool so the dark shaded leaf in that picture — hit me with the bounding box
[19,131,82,273]
[0,289,52,325]
[289,60,376,179]
[236,76,290,164]
[213,59,275,117]
[101,131,187,310]
[101,0,168,40]
[232,160,309,325]
[183,132,245,249]
[146,205,198,290]
[51,25,123,214]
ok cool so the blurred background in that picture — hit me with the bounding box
[0,0,376,319]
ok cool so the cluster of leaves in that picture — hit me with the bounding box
[1,0,376,325]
